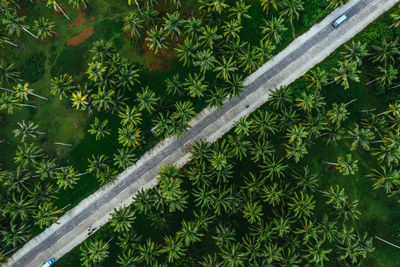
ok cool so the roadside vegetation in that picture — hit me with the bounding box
[1,0,400,266]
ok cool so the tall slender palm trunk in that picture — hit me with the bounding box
[22,26,38,39]
[55,3,71,21]
[4,39,18,47]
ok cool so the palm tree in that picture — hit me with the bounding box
[88,117,110,141]
[163,11,185,40]
[268,86,293,109]
[280,0,304,39]
[259,0,281,11]
[185,73,208,98]
[0,60,20,85]
[117,248,137,266]
[14,143,43,168]
[0,33,19,48]
[117,229,142,251]
[80,239,110,267]
[305,67,328,91]
[347,124,375,151]
[55,165,80,190]
[33,17,55,40]
[91,87,115,111]
[178,220,203,246]
[113,148,136,170]
[2,168,31,193]
[238,43,259,73]
[234,116,251,137]
[175,37,198,66]
[193,49,216,74]
[390,8,400,28]
[370,38,399,65]
[193,185,217,209]
[295,91,325,113]
[249,139,275,163]
[288,191,315,217]
[5,192,35,223]
[185,17,203,40]
[207,87,227,110]
[370,65,398,88]
[215,56,237,81]
[109,206,136,233]
[327,102,350,125]
[118,126,142,148]
[324,154,358,176]
[142,6,159,28]
[159,235,187,263]
[222,20,242,41]
[368,165,400,194]
[2,11,38,38]
[327,0,350,9]
[242,201,263,224]
[250,110,278,138]
[146,26,168,54]
[136,86,159,113]
[261,156,288,180]
[33,202,63,229]
[332,60,361,90]
[116,64,140,92]
[69,0,88,10]
[284,142,308,162]
[305,240,331,265]
[13,120,45,142]
[199,25,221,49]
[229,0,251,23]
[261,16,287,44]
[219,242,246,267]
[135,238,160,265]
[71,91,89,110]
[213,223,237,247]
[118,105,142,127]
[286,125,309,146]
[172,101,196,124]
[123,11,143,38]
[1,223,30,248]
[46,0,70,21]
[225,74,245,99]
[341,41,369,66]
[13,83,47,101]
[227,135,250,160]
[50,74,75,100]
[89,39,116,62]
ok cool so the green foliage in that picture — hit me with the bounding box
[20,52,45,82]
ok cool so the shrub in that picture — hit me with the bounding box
[20,52,45,83]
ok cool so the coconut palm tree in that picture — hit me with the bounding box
[89,39,116,62]
[136,86,159,113]
[13,83,47,101]
[256,39,275,65]
[250,110,278,138]
[371,65,398,89]
[5,192,35,223]
[222,20,242,41]
[2,11,38,38]
[142,6,159,28]
[91,87,115,111]
[33,202,63,229]
[370,38,399,66]
[116,64,140,92]
[118,126,142,148]
[185,17,203,41]
[280,0,304,39]
[234,116,251,137]
[1,223,30,248]
[206,87,227,110]
[305,67,328,91]
[175,37,198,66]
[327,102,350,125]
[229,0,251,23]
[50,74,75,100]
[341,41,369,66]
[13,120,45,142]
[117,248,137,266]
[193,184,217,209]
[324,154,358,176]
[327,0,350,9]
[135,238,160,265]
[113,148,136,170]
[159,235,187,263]
[123,11,143,38]
[390,9,400,28]
[199,25,221,49]
[285,142,308,162]
[0,60,20,85]
[14,143,43,168]
[33,17,55,40]
[163,11,185,40]
[69,0,88,10]
[146,26,168,54]
[118,105,142,127]
[88,117,110,141]
[238,43,259,73]
[172,101,196,124]
[261,156,288,180]
[166,74,184,96]
[347,124,375,151]
[225,74,245,99]
[193,49,216,74]
[292,165,319,192]
[109,206,136,233]
[55,165,80,190]
[249,139,275,163]
[213,223,237,247]
[242,201,263,224]
[219,242,246,267]
[178,220,203,246]
[332,60,361,90]
[368,165,400,194]
[46,0,70,20]
[261,16,287,44]
[215,56,237,81]
[28,181,58,205]
[71,91,89,110]
[185,73,208,98]
[288,191,315,217]
[80,239,110,267]
[0,32,18,48]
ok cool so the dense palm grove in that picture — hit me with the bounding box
[1,0,400,265]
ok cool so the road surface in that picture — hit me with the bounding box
[5,0,398,266]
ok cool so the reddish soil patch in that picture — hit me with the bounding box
[71,11,86,27]
[67,26,94,46]
[140,39,173,71]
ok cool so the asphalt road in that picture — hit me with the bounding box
[6,0,398,266]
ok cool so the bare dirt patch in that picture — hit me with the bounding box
[140,40,173,71]
[71,11,87,27]
[67,26,94,46]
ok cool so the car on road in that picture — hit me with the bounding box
[332,14,347,28]
[40,257,56,267]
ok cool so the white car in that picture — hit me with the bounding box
[41,257,56,267]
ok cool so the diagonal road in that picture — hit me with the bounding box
[5,0,399,266]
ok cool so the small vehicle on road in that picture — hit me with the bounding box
[332,14,347,28]
[40,257,56,267]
